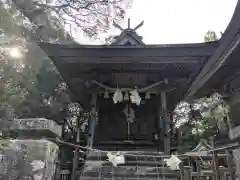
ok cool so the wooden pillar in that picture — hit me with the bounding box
[179,162,185,180]
[212,152,221,180]
[225,150,236,180]
[71,115,81,180]
[62,118,66,139]
[226,91,240,139]
[87,92,97,149]
[212,141,221,180]
[161,91,170,154]
[226,91,240,178]
[177,128,182,153]
[184,166,192,180]
[195,157,201,180]
[54,161,61,180]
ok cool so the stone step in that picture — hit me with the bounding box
[85,160,166,167]
[83,163,178,174]
[94,146,160,152]
[87,151,167,162]
[80,165,179,179]
[87,150,166,157]
[81,178,177,180]
[96,140,158,146]
[93,140,161,151]
[79,151,179,180]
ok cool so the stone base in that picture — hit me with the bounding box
[0,139,59,180]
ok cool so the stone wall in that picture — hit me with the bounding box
[0,118,62,180]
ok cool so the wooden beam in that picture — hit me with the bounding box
[57,56,202,64]
[96,88,177,95]
[91,79,169,93]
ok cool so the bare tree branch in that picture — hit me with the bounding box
[11,0,131,40]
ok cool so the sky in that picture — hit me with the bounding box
[77,0,238,45]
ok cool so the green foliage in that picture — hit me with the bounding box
[178,134,199,153]
[175,94,228,152]
[0,43,31,133]
[204,30,218,42]
[0,137,9,152]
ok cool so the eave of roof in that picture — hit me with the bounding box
[185,0,240,101]
[38,41,218,49]
[38,41,218,61]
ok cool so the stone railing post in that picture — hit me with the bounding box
[1,118,62,180]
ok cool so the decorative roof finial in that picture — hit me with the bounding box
[113,19,144,32]
[113,21,124,31]
[133,20,144,31]
[128,18,131,29]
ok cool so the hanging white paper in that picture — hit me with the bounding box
[113,89,123,104]
[164,155,182,170]
[129,89,141,106]
[107,152,125,167]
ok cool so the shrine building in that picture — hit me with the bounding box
[39,18,219,153]
[37,1,240,178]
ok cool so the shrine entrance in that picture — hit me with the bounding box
[94,94,161,151]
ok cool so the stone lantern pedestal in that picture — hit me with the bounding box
[0,118,62,180]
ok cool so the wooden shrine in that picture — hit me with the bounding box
[37,1,240,178]
[38,19,218,154]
